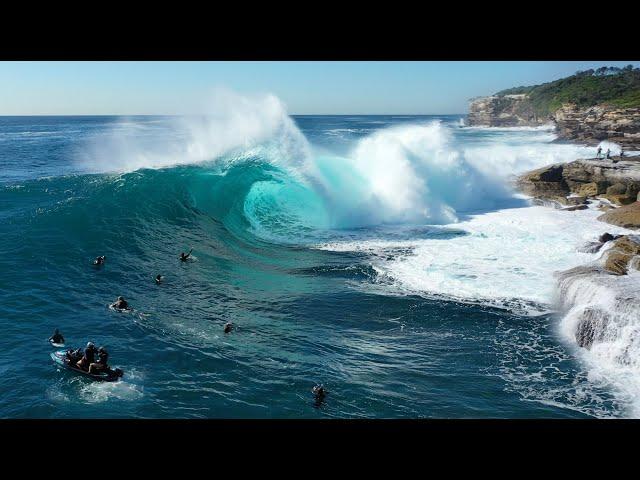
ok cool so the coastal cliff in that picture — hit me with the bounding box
[467,94,546,127]
[553,104,640,148]
[468,66,640,147]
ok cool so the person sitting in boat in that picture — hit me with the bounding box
[93,255,106,266]
[49,329,65,344]
[88,346,109,374]
[65,348,83,364]
[75,342,97,371]
[179,248,193,262]
[111,296,130,311]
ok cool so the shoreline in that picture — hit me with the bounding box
[516,146,640,412]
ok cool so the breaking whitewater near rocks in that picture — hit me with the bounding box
[518,155,640,379]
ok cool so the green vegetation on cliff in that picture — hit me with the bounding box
[496,66,640,116]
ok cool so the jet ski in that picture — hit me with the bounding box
[50,350,124,382]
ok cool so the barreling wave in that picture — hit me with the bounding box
[55,91,547,247]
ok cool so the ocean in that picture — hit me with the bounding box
[0,100,636,418]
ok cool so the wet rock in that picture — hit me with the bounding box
[598,232,621,243]
[602,235,640,275]
[566,196,588,206]
[575,307,610,349]
[516,164,569,198]
[575,182,599,197]
[578,241,605,253]
[562,204,589,211]
[598,202,640,229]
[607,183,628,195]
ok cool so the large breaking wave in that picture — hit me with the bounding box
[69,90,596,244]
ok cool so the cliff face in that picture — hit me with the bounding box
[553,104,640,148]
[468,96,640,147]
[467,94,546,127]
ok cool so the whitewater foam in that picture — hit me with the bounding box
[556,241,640,417]
[77,89,311,174]
[317,203,631,314]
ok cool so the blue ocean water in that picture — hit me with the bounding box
[0,113,625,418]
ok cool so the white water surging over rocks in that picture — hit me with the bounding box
[556,237,640,416]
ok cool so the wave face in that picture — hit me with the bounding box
[65,92,596,243]
[1,93,634,419]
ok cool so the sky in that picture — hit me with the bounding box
[0,61,637,115]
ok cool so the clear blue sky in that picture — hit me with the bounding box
[0,61,637,115]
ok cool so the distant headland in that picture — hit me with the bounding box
[467,66,640,149]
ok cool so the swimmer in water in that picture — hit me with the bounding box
[155,274,163,284]
[312,384,327,407]
[179,248,193,262]
[93,255,106,266]
[110,296,129,311]
[49,329,65,344]
[224,322,234,334]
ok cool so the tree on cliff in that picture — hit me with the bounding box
[495,66,640,117]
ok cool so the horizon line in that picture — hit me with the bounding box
[0,113,467,117]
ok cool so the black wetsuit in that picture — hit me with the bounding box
[66,348,82,363]
[97,351,109,366]
[84,346,97,364]
[50,333,64,343]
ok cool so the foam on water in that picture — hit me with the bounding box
[317,204,631,314]
[556,243,640,416]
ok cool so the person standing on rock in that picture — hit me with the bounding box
[596,146,602,159]
[606,148,611,160]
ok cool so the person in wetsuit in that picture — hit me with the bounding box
[155,274,163,284]
[75,342,97,371]
[88,346,109,374]
[312,384,327,406]
[49,329,65,344]
[224,322,234,334]
[65,347,83,364]
[111,296,129,310]
[93,255,106,266]
[179,249,193,262]
[596,146,602,159]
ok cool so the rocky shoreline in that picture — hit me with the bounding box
[468,95,640,149]
[516,156,640,224]
[517,154,640,359]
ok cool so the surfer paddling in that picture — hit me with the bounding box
[49,329,65,345]
[179,248,193,262]
[110,296,130,311]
